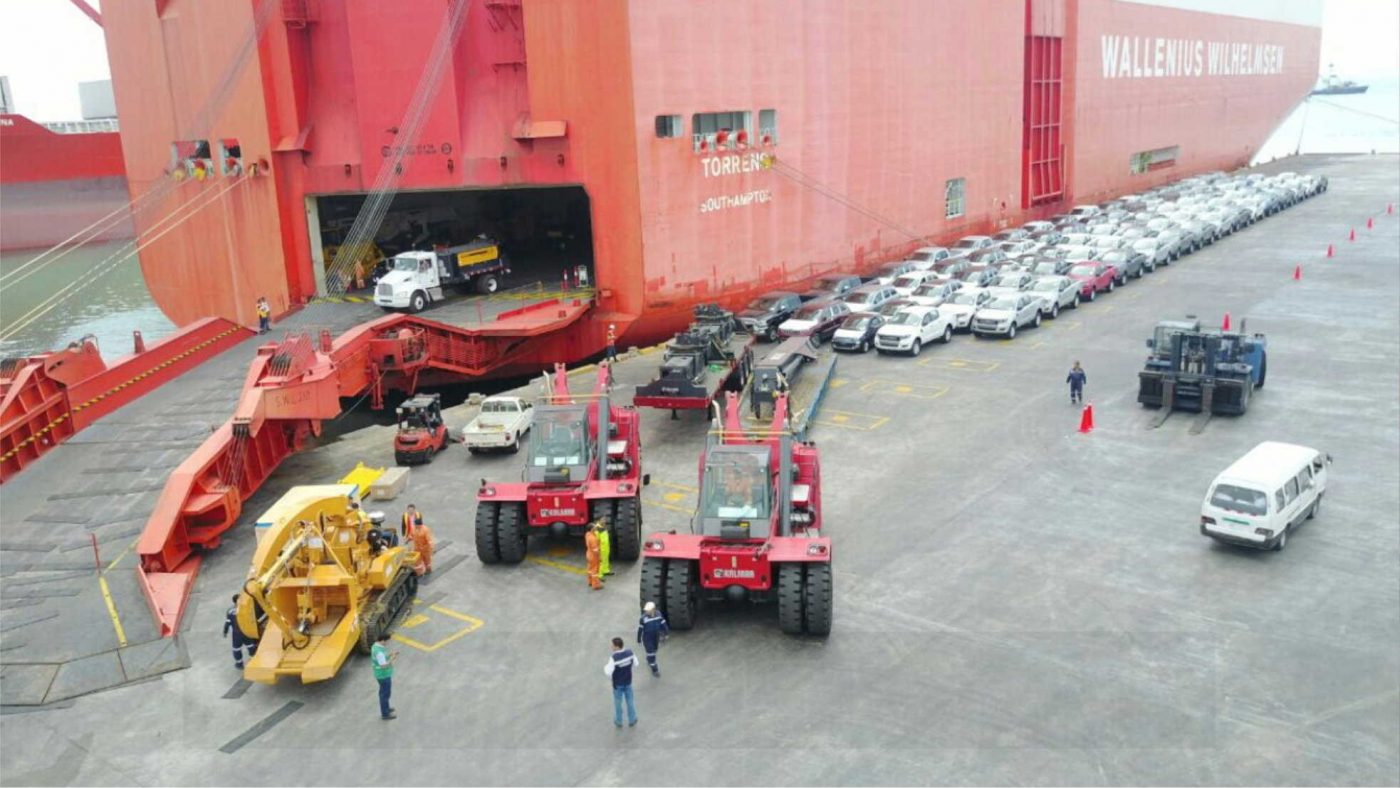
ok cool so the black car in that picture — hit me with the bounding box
[736,291,803,342]
[830,312,886,354]
[799,272,863,302]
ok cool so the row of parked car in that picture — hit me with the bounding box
[735,169,1327,355]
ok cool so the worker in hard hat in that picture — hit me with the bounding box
[224,594,258,670]
[404,507,435,575]
[256,297,271,334]
[400,505,423,544]
[596,518,613,578]
[584,522,603,590]
[605,323,617,362]
[636,601,669,678]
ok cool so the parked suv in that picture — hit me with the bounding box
[800,273,862,302]
[737,291,803,342]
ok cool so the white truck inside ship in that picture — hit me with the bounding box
[374,237,510,312]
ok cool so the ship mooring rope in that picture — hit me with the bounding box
[0,0,282,295]
[0,176,247,342]
[322,0,472,296]
[765,156,935,247]
[1308,97,1399,126]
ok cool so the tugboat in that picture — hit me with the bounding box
[1311,64,1369,96]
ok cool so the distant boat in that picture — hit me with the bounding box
[1311,64,1368,96]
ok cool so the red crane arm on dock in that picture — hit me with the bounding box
[136,299,592,636]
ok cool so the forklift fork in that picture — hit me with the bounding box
[1150,379,1175,428]
[1189,382,1215,435]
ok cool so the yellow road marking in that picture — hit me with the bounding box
[918,357,999,371]
[662,491,688,503]
[643,498,695,515]
[655,481,697,492]
[392,604,484,652]
[105,539,137,572]
[859,379,948,400]
[546,546,571,557]
[814,410,889,431]
[98,575,127,648]
[402,613,429,629]
[527,555,589,576]
[829,377,848,388]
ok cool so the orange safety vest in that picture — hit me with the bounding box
[401,511,423,537]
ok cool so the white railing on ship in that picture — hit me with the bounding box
[41,119,119,134]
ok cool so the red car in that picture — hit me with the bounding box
[1066,261,1119,301]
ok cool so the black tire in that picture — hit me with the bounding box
[496,502,528,563]
[476,274,499,295]
[1050,303,1059,319]
[405,571,419,598]
[1088,288,1097,302]
[613,496,642,561]
[764,324,778,342]
[409,291,428,313]
[802,562,833,636]
[1273,528,1288,551]
[467,447,480,455]
[509,433,521,453]
[590,498,618,536]
[1072,294,1081,309]
[942,325,953,343]
[640,558,668,613]
[1007,323,1017,340]
[777,563,805,635]
[1308,494,1321,520]
[1107,279,1115,293]
[474,502,501,564]
[1032,311,1041,328]
[1255,351,1267,389]
[858,339,869,354]
[910,339,922,357]
[665,559,698,630]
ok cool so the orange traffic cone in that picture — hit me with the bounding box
[1293,264,1302,281]
[1222,312,1231,331]
[1367,217,1374,229]
[1078,403,1094,434]
[1326,244,1334,258]
[1349,227,1356,241]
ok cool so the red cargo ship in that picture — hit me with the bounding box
[0,114,130,251]
[82,0,1327,637]
[100,0,1321,370]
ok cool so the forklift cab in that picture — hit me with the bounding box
[397,394,443,433]
[528,405,593,482]
[698,446,773,540]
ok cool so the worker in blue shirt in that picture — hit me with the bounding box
[603,637,639,727]
[223,594,258,670]
[636,601,669,677]
[1066,360,1087,405]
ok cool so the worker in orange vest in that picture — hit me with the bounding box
[401,505,433,574]
[584,522,603,590]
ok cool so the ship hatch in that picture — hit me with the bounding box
[313,185,594,295]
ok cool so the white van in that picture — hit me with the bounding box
[1200,441,1330,551]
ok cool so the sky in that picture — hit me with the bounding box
[0,0,1396,122]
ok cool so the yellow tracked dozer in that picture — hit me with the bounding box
[235,484,418,684]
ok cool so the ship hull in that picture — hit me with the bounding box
[0,114,131,252]
[99,0,1321,373]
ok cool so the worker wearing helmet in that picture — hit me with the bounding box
[584,522,603,590]
[403,505,435,575]
[223,594,258,670]
[596,518,613,579]
[606,323,617,362]
[636,601,669,677]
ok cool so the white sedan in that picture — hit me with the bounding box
[874,306,955,355]
[971,294,1043,339]
[890,270,942,296]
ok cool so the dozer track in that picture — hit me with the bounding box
[355,566,419,655]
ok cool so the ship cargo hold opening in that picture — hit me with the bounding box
[312,185,594,296]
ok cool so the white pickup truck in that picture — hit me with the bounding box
[461,395,533,454]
